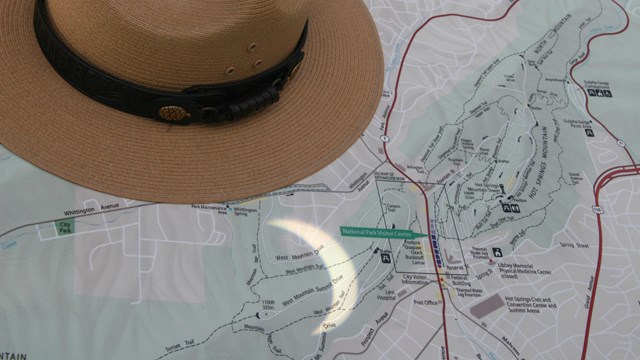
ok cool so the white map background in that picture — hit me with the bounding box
[1,0,640,359]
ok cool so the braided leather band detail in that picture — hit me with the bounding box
[34,0,307,124]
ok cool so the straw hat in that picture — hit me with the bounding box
[0,0,383,203]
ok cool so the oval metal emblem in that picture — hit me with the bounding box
[158,106,189,121]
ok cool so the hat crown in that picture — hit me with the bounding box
[46,0,311,91]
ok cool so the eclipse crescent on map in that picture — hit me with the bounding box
[269,219,359,335]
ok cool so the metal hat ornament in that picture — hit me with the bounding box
[0,0,383,203]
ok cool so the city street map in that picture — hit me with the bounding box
[1,0,640,359]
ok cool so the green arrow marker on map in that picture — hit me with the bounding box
[340,226,428,240]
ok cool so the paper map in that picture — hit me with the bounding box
[2,1,640,359]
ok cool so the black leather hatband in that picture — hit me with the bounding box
[33,0,307,124]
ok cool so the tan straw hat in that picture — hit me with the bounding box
[0,0,383,203]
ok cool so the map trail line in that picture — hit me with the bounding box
[381,1,521,358]
[332,282,435,360]
[573,1,639,358]
[569,0,635,164]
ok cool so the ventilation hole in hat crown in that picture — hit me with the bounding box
[248,43,258,52]
[253,59,263,68]
[225,67,236,76]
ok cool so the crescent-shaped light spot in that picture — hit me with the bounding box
[269,219,358,335]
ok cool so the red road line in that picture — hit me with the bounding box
[579,1,637,359]
[382,2,521,359]
[595,166,640,193]
[593,164,639,193]
[569,0,635,164]
[582,167,639,360]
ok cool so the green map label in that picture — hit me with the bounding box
[340,226,428,240]
[55,219,75,236]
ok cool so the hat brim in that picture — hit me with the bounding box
[0,0,383,203]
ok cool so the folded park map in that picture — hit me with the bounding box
[1,0,640,359]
